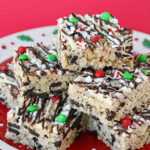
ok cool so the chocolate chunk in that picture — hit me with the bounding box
[50,82,62,87]
[0,97,5,102]
[115,52,122,58]
[8,127,19,135]
[91,115,99,121]
[54,141,62,148]
[120,102,125,107]
[111,134,116,145]
[24,125,39,137]
[67,55,78,63]
[23,82,30,86]
[8,122,20,129]
[106,110,116,121]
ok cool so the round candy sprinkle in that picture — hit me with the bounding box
[90,35,100,42]
[0,66,8,72]
[17,46,26,54]
[69,18,79,23]
[95,70,104,78]
[138,55,147,62]
[56,114,67,123]
[141,68,147,74]
[19,54,28,60]
[101,12,111,21]
[51,97,60,102]
[48,54,57,61]
[121,115,132,127]
[27,106,37,112]
[122,72,132,80]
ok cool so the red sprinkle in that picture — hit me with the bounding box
[1,45,6,50]
[13,88,20,95]
[41,33,46,37]
[115,30,118,32]
[27,118,31,122]
[74,30,76,32]
[108,28,113,32]
[0,66,8,72]
[134,38,139,41]
[78,38,82,43]
[94,70,104,78]
[90,35,100,42]
[121,115,132,127]
[10,42,15,45]
[51,97,60,102]
[17,46,26,54]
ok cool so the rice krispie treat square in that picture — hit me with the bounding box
[13,43,75,96]
[87,105,150,150]
[68,66,150,124]
[57,12,133,71]
[5,91,87,150]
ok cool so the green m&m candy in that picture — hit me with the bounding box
[138,55,147,62]
[123,72,133,80]
[53,29,58,35]
[141,68,147,74]
[101,12,111,21]
[56,114,67,123]
[19,54,28,60]
[27,105,37,112]
[48,54,57,61]
[69,18,79,23]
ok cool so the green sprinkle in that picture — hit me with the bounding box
[56,114,67,123]
[17,35,33,42]
[138,55,147,62]
[48,54,57,61]
[101,12,111,21]
[53,29,58,35]
[19,54,28,60]
[27,106,37,112]
[141,68,147,74]
[69,18,79,23]
[143,39,150,49]
[123,72,133,80]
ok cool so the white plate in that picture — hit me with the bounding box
[0,26,150,150]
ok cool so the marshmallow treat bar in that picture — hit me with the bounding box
[0,63,20,108]
[5,92,87,150]
[57,12,133,71]
[68,66,150,124]
[87,105,150,150]
[13,43,75,96]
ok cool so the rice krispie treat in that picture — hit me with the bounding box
[13,43,75,96]
[68,66,150,124]
[87,105,150,150]
[0,63,20,108]
[5,92,87,150]
[57,12,133,71]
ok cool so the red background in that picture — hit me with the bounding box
[0,0,150,38]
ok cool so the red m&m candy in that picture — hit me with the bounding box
[94,70,104,77]
[121,115,132,127]
[17,46,26,54]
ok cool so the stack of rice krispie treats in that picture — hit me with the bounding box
[1,12,150,150]
[57,12,150,150]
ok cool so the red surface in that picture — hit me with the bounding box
[0,59,150,150]
[0,0,150,38]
